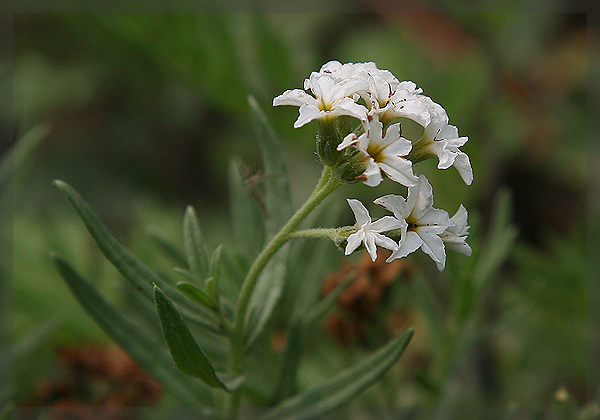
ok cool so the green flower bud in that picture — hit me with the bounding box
[336,148,367,184]
[316,117,352,166]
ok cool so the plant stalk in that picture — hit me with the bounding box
[224,165,341,416]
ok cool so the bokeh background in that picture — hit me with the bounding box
[5,10,596,418]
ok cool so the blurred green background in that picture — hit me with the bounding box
[6,11,594,417]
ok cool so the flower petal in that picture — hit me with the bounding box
[273,89,317,107]
[294,104,325,128]
[417,229,446,270]
[337,133,359,151]
[417,208,452,231]
[372,232,399,252]
[361,158,383,187]
[453,152,473,185]
[378,160,418,187]
[386,231,422,262]
[347,198,371,227]
[374,194,411,220]
[369,215,405,233]
[409,175,434,221]
[345,230,365,255]
[364,234,378,261]
[382,135,412,157]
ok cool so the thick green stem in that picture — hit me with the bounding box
[225,166,341,416]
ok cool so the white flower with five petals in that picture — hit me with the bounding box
[374,175,453,270]
[337,114,418,187]
[345,198,404,262]
[273,72,368,128]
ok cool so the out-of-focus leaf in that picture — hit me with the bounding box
[0,123,48,212]
[412,270,447,348]
[0,123,48,192]
[146,229,187,267]
[243,96,293,349]
[248,95,293,238]
[94,14,248,116]
[176,281,218,312]
[153,285,230,390]
[52,254,213,406]
[249,14,292,95]
[9,319,58,404]
[472,188,518,293]
[183,205,210,283]
[244,257,286,349]
[260,328,414,420]
[209,245,223,296]
[228,157,264,262]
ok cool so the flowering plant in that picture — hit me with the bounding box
[52,61,472,419]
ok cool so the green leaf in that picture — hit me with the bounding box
[153,285,233,391]
[0,123,48,215]
[146,229,187,267]
[176,281,218,312]
[472,188,518,293]
[261,328,414,420]
[209,245,224,292]
[411,270,447,348]
[248,95,293,238]
[0,123,48,193]
[228,157,265,262]
[53,180,219,332]
[51,254,213,406]
[205,277,217,302]
[243,96,293,349]
[183,205,210,282]
[244,257,286,349]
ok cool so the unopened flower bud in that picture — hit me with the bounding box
[316,117,351,166]
[336,148,367,183]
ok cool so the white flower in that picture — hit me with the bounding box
[374,175,453,270]
[405,97,473,185]
[319,61,397,88]
[337,114,418,187]
[273,72,368,128]
[441,204,472,256]
[345,198,403,262]
[372,83,430,125]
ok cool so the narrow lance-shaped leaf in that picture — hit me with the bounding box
[183,205,210,282]
[260,328,414,420]
[472,188,518,293]
[244,96,293,349]
[53,180,219,331]
[208,245,223,300]
[244,257,286,349]
[176,281,218,312]
[154,285,240,391]
[146,229,187,267]
[51,254,213,406]
[0,123,48,193]
[228,157,264,261]
[248,95,293,237]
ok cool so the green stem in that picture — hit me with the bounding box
[225,165,341,415]
[288,227,341,240]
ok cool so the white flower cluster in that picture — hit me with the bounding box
[274,61,473,269]
[274,60,473,187]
